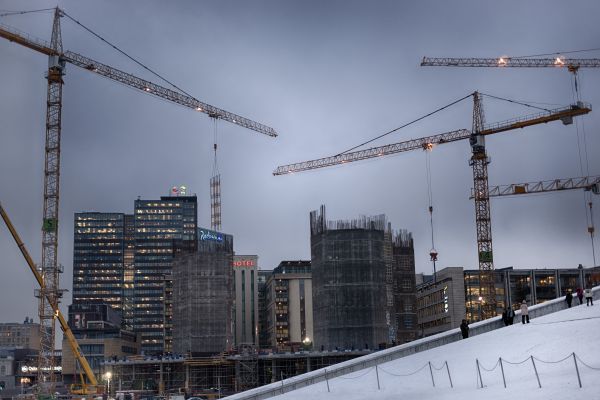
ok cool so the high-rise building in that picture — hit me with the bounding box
[71,192,198,355]
[172,228,234,355]
[392,232,418,344]
[133,195,197,354]
[233,255,259,346]
[257,270,271,349]
[310,206,389,351]
[265,261,313,350]
[72,213,128,312]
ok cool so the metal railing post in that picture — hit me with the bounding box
[531,356,541,388]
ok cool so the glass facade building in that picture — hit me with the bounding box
[133,196,197,354]
[73,213,129,313]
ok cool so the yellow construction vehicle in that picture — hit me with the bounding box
[0,202,104,398]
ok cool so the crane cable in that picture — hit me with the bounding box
[336,92,474,156]
[570,70,597,266]
[425,146,438,282]
[61,11,194,99]
[212,118,219,176]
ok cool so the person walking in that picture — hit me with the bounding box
[585,288,594,306]
[520,300,530,324]
[460,319,469,339]
[566,290,573,308]
[576,287,584,305]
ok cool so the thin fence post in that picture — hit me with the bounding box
[428,361,435,387]
[445,361,453,388]
[324,368,330,393]
[476,359,483,389]
[375,365,381,390]
[281,372,284,394]
[499,357,506,388]
[531,356,541,388]
[573,352,582,388]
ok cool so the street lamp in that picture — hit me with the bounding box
[478,296,483,321]
[104,371,112,398]
[302,337,312,351]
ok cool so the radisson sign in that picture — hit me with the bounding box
[199,229,223,242]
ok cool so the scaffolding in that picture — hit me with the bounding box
[102,351,371,397]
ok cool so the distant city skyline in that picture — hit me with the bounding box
[1,0,599,326]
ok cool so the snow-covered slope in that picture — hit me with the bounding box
[258,304,600,400]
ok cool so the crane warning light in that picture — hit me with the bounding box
[196,107,202,111]
[144,87,151,92]
[554,57,565,66]
[498,57,508,66]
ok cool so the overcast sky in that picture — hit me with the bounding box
[1,0,599,325]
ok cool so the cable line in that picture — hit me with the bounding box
[62,11,193,98]
[336,92,474,156]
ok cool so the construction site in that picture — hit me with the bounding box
[0,2,599,400]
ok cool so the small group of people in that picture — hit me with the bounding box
[566,287,594,307]
[500,300,529,325]
[502,306,516,325]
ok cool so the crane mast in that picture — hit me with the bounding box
[37,8,64,394]
[469,92,496,318]
[274,94,591,319]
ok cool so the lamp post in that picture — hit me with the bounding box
[104,371,112,399]
[478,296,483,321]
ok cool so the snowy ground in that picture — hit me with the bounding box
[266,303,599,400]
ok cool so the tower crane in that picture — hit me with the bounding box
[421,56,600,72]
[422,53,600,268]
[274,93,591,319]
[0,7,277,396]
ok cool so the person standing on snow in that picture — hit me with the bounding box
[520,300,530,324]
[585,288,594,306]
[576,287,584,305]
[507,307,515,325]
[566,290,573,308]
[460,319,469,339]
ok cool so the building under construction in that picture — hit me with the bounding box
[309,205,417,351]
[101,350,371,396]
[172,228,234,356]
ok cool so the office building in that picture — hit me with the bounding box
[416,265,600,337]
[72,212,129,312]
[62,304,139,383]
[416,267,466,337]
[133,194,197,354]
[265,261,313,350]
[0,318,43,350]
[172,228,234,355]
[233,255,259,346]
[72,191,198,355]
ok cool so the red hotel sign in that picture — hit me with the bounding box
[233,259,255,267]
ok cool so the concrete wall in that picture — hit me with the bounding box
[225,286,599,400]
